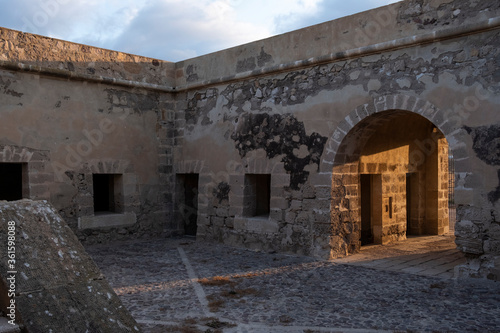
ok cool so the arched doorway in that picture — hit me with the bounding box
[329,110,450,256]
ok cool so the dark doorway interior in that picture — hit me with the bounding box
[360,173,382,245]
[0,163,24,201]
[254,174,271,217]
[179,174,199,236]
[93,174,114,213]
[244,174,271,217]
[360,174,373,245]
[406,173,412,235]
[406,172,419,236]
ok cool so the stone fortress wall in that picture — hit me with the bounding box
[1,0,500,280]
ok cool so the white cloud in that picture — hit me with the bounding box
[109,0,335,60]
[3,0,145,46]
[110,0,277,61]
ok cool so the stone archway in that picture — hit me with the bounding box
[316,95,462,259]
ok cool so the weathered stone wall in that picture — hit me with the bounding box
[0,0,499,280]
[0,28,177,243]
[175,0,500,280]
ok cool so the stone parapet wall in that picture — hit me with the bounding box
[0,27,176,88]
[175,0,500,88]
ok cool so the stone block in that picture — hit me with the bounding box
[198,174,214,185]
[296,211,311,224]
[456,237,484,255]
[212,216,225,227]
[454,189,474,205]
[337,119,353,135]
[198,203,214,215]
[228,203,243,216]
[0,200,139,332]
[309,173,332,186]
[271,173,290,187]
[271,186,285,197]
[312,209,330,223]
[269,208,284,222]
[315,186,331,199]
[373,96,388,113]
[30,150,49,162]
[30,172,53,185]
[345,185,358,197]
[76,194,94,207]
[342,174,358,185]
[290,200,302,210]
[17,280,140,332]
[323,144,338,157]
[305,198,331,211]
[285,210,296,223]
[331,129,344,143]
[234,217,247,231]
[230,183,245,196]
[123,173,137,185]
[455,219,480,235]
[261,219,279,233]
[489,224,500,240]
[123,184,138,196]
[302,183,316,198]
[354,104,368,119]
[313,222,334,235]
[28,184,50,200]
[225,217,234,228]
[291,189,303,200]
[196,224,208,237]
[246,218,265,232]
[270,197,288,210]
[78,206,94,217]
[198,214,211,226]
[229,193,244,206]
[216,206,229,217]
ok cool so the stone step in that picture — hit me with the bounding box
[0,317,20,333]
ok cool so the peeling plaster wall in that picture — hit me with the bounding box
[1,0,500,280]
[176,0,500,280]
[175,0,500,88]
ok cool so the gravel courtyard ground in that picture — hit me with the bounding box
[86,235,500,333]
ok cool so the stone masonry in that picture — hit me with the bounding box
[0,0,500,280]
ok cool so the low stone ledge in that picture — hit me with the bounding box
[234,216,279,234]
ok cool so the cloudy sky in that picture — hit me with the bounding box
[0,0,400,62]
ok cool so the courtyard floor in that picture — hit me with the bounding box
[86,235,500,333]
